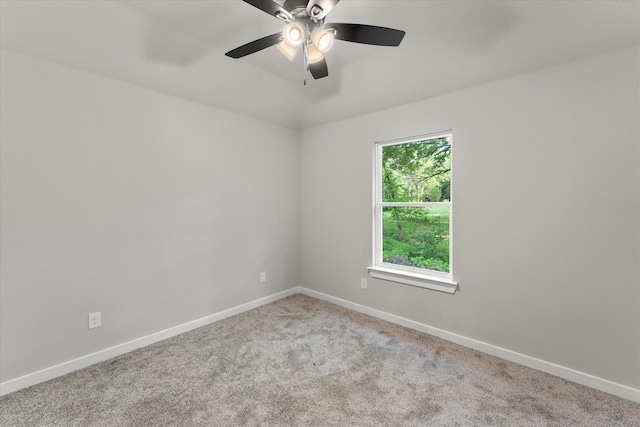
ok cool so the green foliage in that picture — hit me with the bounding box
[381,136,451,272]
[382,208,450,272]
[382,137,451,203]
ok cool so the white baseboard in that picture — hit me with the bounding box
[299,287,640,403]
[0,287,299,396]
[4,286,638,403]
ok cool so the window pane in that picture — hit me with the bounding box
[382,137,451,203]
[382,206,450,273]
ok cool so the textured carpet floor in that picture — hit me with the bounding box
[1,294,639,426]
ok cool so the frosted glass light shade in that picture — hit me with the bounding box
[306,44,324,64]
[284,23,304,47]
[278,41,298,60]
[311,28,334,53]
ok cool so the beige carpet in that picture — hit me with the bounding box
[1,294,638,426]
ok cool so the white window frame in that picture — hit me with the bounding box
[368,132,458,294]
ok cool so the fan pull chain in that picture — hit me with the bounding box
[303,41,308,85]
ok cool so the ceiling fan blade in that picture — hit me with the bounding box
[306,0,341,20]
[327,23,405,47]
[225,33,283,59]
[309,57,329,79]
[242,0,293,21]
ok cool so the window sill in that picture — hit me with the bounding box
[367,266,458,294]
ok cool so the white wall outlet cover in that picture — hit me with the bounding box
[88,312,101,329]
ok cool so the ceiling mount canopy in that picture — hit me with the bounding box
[225,0,406,82]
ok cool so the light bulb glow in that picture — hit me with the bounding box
[317,33,332,51]
[290,28,302,42]
[284,23,304,47]
[311,28,334,53]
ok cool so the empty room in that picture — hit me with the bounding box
[1,0,639,425]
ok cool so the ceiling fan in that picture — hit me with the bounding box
[225,0,405,81]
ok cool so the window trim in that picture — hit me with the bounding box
[369,132,458,294]
[367,266,458,293]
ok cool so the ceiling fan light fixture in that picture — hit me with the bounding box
[278,40,298,60]
[284,22,305,47]
[306,44,324,64]
[311,28,334,53]
[225,1,406,81]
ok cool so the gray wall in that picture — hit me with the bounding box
[0,49,299,382]
[2,45,639,391]
[299,47,640,389]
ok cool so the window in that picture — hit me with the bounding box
[368,132,458,293]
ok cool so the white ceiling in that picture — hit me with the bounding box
[1,0,639,130]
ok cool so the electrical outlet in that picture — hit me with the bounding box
[260,272,266,283]
[88,312,101,329]
[361,278,368,290]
